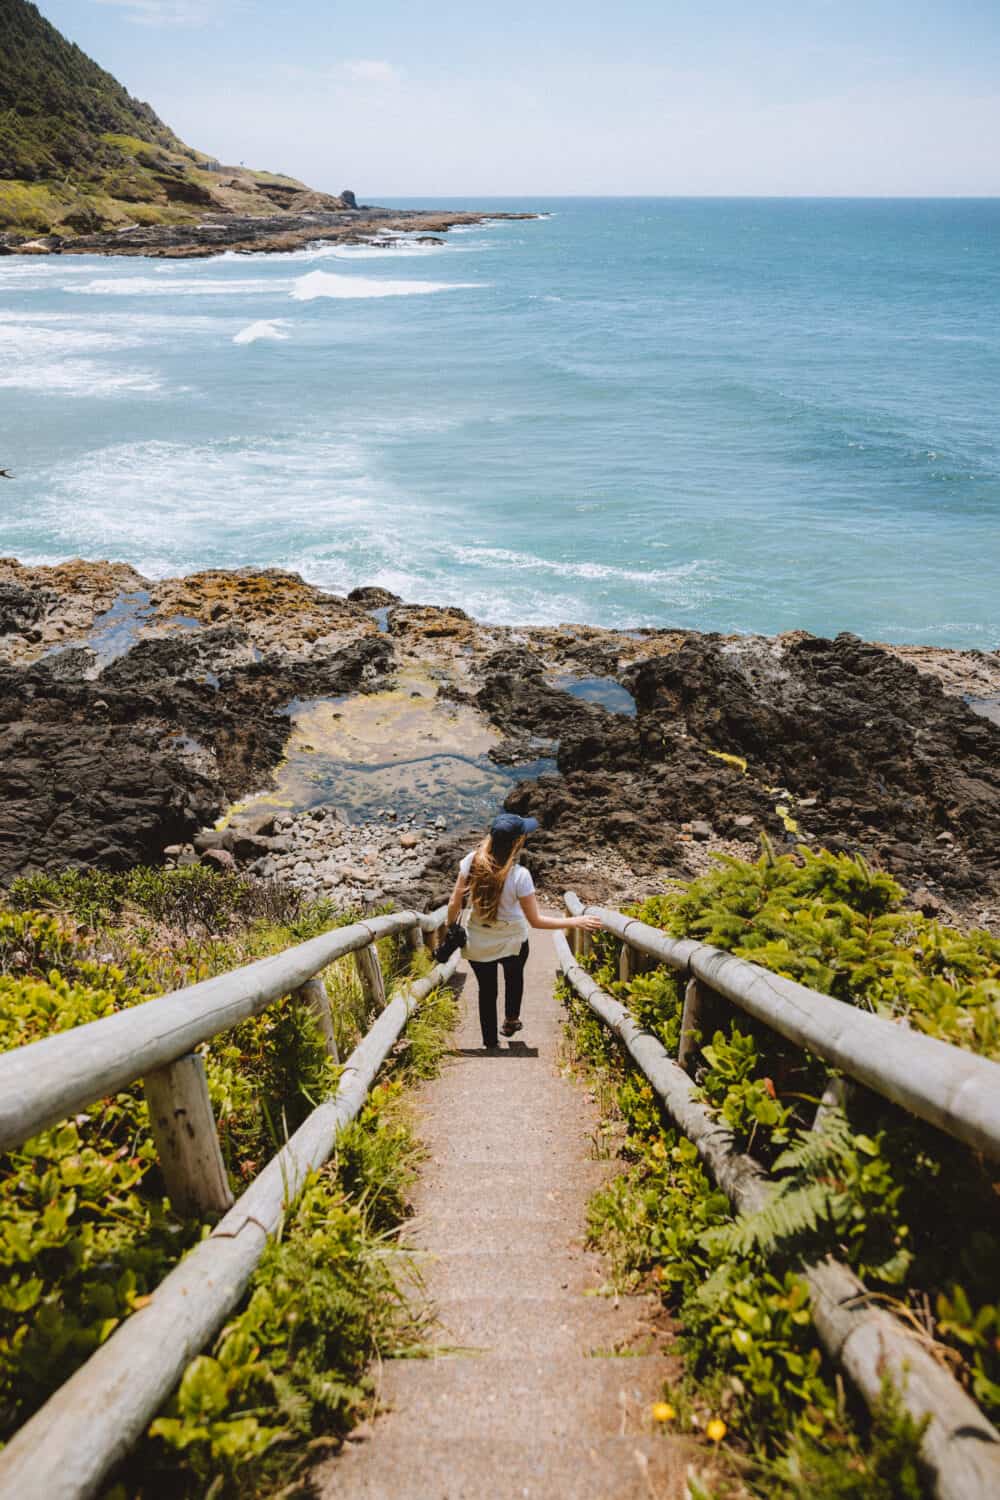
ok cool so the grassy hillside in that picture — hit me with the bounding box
[0,0,341,237]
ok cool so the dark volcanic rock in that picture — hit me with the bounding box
[500,632,1000,901]
[475,647,605,761]
[3,209,538,260]
[347,586,402,608]
[0,580,48,642]
[2,557,997,919]
[0,632,392,884]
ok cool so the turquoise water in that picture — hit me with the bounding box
[1,198,998,646]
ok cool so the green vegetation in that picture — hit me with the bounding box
[0,0,326,235]
[565,844,1000,1497]
[0,866,456,1496]
[0,0,183,180]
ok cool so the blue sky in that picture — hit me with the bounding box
[39,0,1000,196]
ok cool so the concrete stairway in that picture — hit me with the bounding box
[313,931,688,1499]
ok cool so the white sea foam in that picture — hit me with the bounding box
[448,544,705,589]
[290,270,483,301]
[0,360,162,396]
[0,320,163,395]
[0,309,219,334]
[0,322,140,356]
[233,319,292,345]
[316,242,447,259]
[218,235,488,268]
[67,276,280,297]
[13,435,413,570]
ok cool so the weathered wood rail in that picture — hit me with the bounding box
[564,896,1000,1163]
[558,898,1000,1500]
[0,906,452,1500]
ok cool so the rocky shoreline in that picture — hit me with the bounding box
[2,558,998,931]
[0,207,538,259]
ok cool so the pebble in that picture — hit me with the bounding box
[201,847,236,871]
[185,799,448,912]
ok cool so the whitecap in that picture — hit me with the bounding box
[316,242,447,259]
[0,322,140,356]
[0,320,162,395]
[447,543,705,589]
[289,270,484,301]
[233,319,292,345]
[67,276,279,297]
[0,309,220,335]
[0,360,161,396]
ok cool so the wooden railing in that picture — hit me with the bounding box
[0,907,452,1500]
[564,896,1000,1162]
[558,895,1000,1500]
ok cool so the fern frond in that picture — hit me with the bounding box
[703,1179,839,1259]
[772,1107,853,1175]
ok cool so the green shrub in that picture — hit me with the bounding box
[564,843,1000,1495]
[9,867,310,938]
[635,844,1000,1057]
[0,863,456,1495]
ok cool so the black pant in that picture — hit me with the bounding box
[470,941,529,1047]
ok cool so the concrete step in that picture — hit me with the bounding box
[321,1432,693,1499]
[309,938,687,1500]
[406,1212,575,1257]
[413,1248,617,1300]
[372,1353,679,1442]
[416,1159,613,1197]
[423,1293,649,1356]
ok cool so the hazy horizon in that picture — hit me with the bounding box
[32,0,1000,199]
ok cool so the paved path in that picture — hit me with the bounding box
[315,931,687,1500]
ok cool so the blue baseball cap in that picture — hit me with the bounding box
[490,812,539,842]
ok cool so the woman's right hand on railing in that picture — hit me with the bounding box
[573,914,604,932]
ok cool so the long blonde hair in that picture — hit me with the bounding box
[468,833,525,924]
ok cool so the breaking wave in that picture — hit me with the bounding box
[233,319,292,344]
[289,270,483,301]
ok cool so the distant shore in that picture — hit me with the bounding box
[0,207,539,260]
[1,558,998,934]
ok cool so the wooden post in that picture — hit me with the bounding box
[353,942,386,1019]
[297,976,339,1063]
[618,942,640,984]
[144,1053,234,1219]
[0,909,425,1156]
[677,977,723,1073]
[814,1074,850,1132]
[407,925,425,954]
[578,927,594,961]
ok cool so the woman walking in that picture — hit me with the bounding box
[446,812,603,1049]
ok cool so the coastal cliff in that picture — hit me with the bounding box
[1,0,527,254]
[2,558,998,931]
[0,0,356,241]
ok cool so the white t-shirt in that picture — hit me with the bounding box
[459,851,535,924]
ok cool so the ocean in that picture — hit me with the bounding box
[1,197,997,648]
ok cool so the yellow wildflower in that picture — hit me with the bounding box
[652,1402,676,1423]
[706,1418,727,1443]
